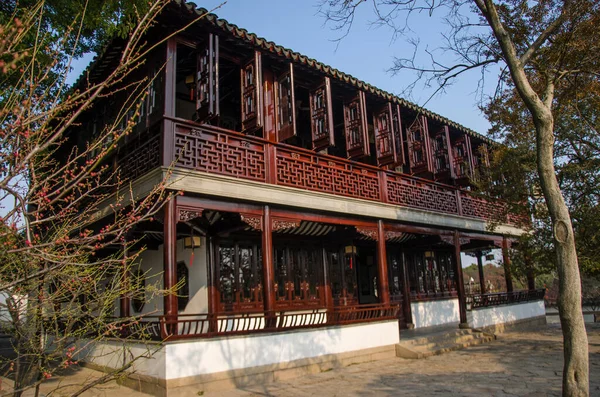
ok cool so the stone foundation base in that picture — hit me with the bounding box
[85,344,396,396]
[473,315,547,335]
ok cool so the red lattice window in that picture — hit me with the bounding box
[196,33,219,122]
[241,51,263,133]
[310,77,335,150]
[452,135,473,184]
[344,91,369,159]
[432,125,454,182]
[375,103,404,166]
[406,115,434,176]
[276,63,297,142]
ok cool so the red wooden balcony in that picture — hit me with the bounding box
[119,117,524,226]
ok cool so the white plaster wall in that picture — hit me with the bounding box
[75,339,166,379]
[470,300,545,329]
[132,237,208,317]
[165,320,399,379]
[411,298,460,328]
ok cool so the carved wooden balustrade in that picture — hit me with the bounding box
[157,303,399,340]
[118,131,162,182]
[160,118,520,224]
[467,289,546,310]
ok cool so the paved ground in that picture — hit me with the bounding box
[1,322,598,396]
[209,323,600,397]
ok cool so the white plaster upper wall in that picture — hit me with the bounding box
[165,320,400,379]
[132,237,208,317]
[411,299,460,328]
[470,300,545,329]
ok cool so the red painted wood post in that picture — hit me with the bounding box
[502,238,514,292]
[401,250,414,328]
[206,236,219,332]
[453,231,469,327]
[376,220,391,305]
[163,198,178,336]
[119,242,131,319]
[262,206,276,324]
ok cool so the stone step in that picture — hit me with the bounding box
[410,332,488,350]
[400,329,473,346]
[395,330,495,359]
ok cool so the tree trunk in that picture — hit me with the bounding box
[535,115,588,397]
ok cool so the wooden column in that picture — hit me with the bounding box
[119,242,131,318]
[477,251,486,294]
[502,238,514,292]
[207,236,219,314]
[376,220,390,305]
[401,250,414,328]
[322,247,334,308]
[163,198,178,335]
[261,206,276,315]
[453,231,468,327]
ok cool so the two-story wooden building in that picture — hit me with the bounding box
[75,1,546,395]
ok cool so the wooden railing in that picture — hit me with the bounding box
[158,303,399,340]
[467,289,546,310]
[162,118,522,225]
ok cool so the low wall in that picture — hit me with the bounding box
[469,300,545,329]
[80,320,399,394]
[410,298,460,328]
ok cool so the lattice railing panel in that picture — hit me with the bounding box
[119,132,161,181]
[461,194,527,226]
[276,147,381,200]
[174,125,266,182]
[386,173,459,214]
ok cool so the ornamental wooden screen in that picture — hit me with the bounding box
[344,91,369,159]
[273,244,325,308]
[432,125,455,182]
[406,250,457,300]
[216,241,263,312]
[241,51,263,133]
[309,77,335,150]
[452,134,474,185]
[327,247,358,306]
[391,104,405,166]
[196,33,219,122]
[275,63,297,142]
[406,115,434,176]
[375,102,404,166]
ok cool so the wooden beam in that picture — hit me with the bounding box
[177,196,263,215]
